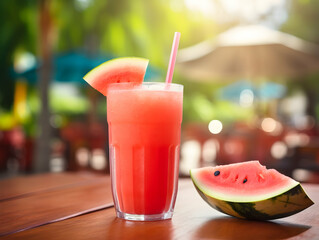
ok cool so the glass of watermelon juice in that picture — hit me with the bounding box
[107,82,183,221]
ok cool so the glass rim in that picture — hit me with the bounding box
[107,82,183,92]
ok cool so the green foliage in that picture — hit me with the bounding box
[50,90,89,114]
[0,1,37,110]
[281,0,319,119]
[180,78,254,124]
[3,0,319,130]
[0,0,219,114]
[49,0,221,66]
[281,0,319,43]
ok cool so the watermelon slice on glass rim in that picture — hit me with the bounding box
[83,57,149,96]
[190,161,314,221]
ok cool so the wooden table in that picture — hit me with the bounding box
[0,172,318,240]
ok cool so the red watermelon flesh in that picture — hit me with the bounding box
[83,57,149,96]
[191,161,298,202]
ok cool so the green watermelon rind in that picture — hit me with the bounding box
[191,170,314,221]
[83,57,149,96]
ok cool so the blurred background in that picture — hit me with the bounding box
[1,0,319,183]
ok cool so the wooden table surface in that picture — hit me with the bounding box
[0,172,318,240]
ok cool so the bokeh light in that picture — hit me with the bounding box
[270,141,288,159]
[208,120,223,134]
[239,89,254,107]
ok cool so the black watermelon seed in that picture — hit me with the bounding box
[214,171,220,176]
[243,179,247,183]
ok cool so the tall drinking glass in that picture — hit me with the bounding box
[107,82,183,221]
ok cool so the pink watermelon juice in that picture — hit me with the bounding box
[107,82,183,220]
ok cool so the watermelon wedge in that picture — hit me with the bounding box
[83,57,149,96]
[190,161,314,220]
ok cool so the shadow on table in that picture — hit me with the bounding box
[106,217,173,240]
[193,217,311,240]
